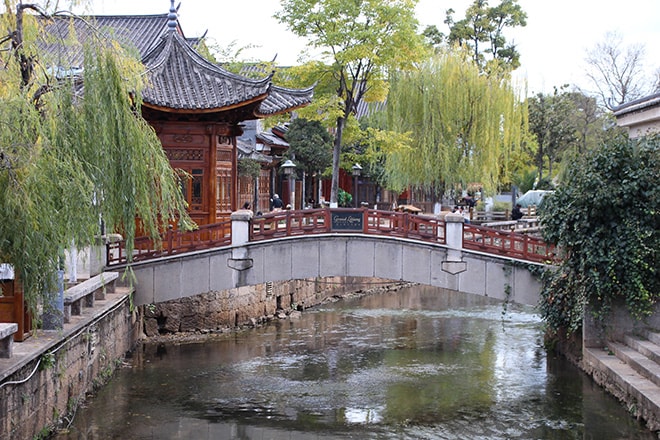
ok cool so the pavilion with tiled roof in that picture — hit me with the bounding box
[42,1,313,224]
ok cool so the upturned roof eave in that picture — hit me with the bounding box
[254,102,310,118]
[142,31,273,91]
[140,31,274,111]
[142,92,269,114]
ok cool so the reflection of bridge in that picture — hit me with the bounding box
[106,209,555,307]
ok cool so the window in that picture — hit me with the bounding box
[179,168,204,211]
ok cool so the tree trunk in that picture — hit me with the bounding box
[330,116,346,207]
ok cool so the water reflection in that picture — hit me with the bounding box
[57,285,654,439]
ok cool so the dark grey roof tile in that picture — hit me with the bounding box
[257,84,314,116]
[141,31,272,110]
[38,12,313,118]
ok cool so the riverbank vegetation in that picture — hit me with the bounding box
[538,134,659,337]
[0,4,191,311]
[383,50,529,196]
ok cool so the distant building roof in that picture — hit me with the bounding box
[612,92,660,139]
[355,100,386,119]
[612,92,660,117]
[256,85,314,117]
[256,130,289,148]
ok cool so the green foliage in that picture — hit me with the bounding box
[347,126,412,190]
[237,158,262,179]
[0,12,191,308]
[39,351,56,370]
[513,168,538,193]
[442,0,527,72]
[284,118,333,175]
[534,177,555,190]
[276,0,429,204]
[337,188,352,208]
[385,50,528,195]
[492,201,511,212]
[527,88,618,186]
[539,135,660,335]
[527,86,579,182]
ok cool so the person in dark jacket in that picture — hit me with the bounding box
[271,194,284,210]
[511,203,523,220]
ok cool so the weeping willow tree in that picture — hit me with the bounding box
[384,50,528,196]
[0,6,191,310]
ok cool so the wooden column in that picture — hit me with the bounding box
[0,276,32,342]
[208,124,218,224]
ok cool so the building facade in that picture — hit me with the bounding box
[43,3,313,225]
[613,92,660,139]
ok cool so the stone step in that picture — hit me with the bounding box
[638,329,660,346]
[583,347,660,430]
[625,334,660,366]
[610,341,660,388]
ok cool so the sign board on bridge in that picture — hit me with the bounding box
[330,210,363,231]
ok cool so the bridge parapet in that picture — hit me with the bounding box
[115,208,550,308]
[106,208,555,268]
[249,208,446,244]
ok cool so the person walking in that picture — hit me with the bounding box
[511,203,523,220]
[271,194,283,211]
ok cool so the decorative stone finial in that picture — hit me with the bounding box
[167,0,177,32]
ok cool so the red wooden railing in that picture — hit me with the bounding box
[250,209,329,240]
[250,208,446,244]
[462,223,556,263]
[363,209,446,243]
[106,209,556,267]
[106,220,232,266]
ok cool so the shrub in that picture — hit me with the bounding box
[538,135,659,335]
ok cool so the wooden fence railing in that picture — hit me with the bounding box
[106,220,232,266]
[463,223,556,264]
[106,209,555,267]
[250,208,446,244]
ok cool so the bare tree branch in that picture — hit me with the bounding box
[585,31,649,109]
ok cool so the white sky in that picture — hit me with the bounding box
[71,0,660,96]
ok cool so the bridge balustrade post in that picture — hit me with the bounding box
[444,213,464,251]
[228,209,255,287]
[441,213,467,274]
[231,209,253,246]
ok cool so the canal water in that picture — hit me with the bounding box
[56,285,655,439]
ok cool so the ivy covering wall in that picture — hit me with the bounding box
[538,134,659,335]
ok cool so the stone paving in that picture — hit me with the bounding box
[0,288,132,384]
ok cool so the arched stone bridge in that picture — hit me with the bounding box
[107,209,555,307]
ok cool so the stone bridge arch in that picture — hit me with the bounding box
[127,233,544,308]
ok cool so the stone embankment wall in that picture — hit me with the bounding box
[0,296,138,440]
[143,276,404,336]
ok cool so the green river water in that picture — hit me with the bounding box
[55,285,655,439]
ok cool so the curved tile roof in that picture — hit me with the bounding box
[39,14,172,68]
[142,30,272,111]
[39,10,313,119]
[612,92,660,117]
[257,84,315,117]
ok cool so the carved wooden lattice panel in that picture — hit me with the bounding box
[258,169,270,212]
[165,149,204,162]
[216,148,233,163]
[216,169,232,213]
